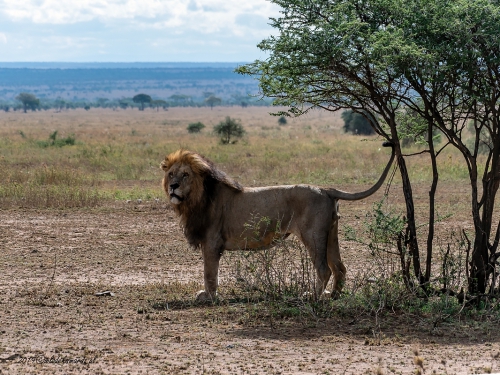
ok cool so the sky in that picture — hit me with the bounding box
[0,0,280,62]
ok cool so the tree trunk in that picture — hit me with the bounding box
[397,152,424,286]
[469,152,500,294]
[387,120,424,287]
[426,123,439,284]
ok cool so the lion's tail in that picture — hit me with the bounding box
[326,142,395,201]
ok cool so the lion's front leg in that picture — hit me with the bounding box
[196,246,222,302]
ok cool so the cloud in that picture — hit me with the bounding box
[1,0,279,35]
[0,0,280,61]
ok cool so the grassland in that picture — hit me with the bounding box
[0,106,473,207]
[1,107,499,374]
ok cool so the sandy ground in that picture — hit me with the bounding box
[1,199,499,375]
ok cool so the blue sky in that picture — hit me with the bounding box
[0,0,280,62]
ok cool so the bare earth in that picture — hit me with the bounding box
[1,188,499,375]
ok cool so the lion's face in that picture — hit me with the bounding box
[163,162,197,205]
[161,150,211,208]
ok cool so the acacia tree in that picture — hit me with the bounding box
[238,0,428,288]
[15,92,39,113]
[151,100,168,111]
[133,93,152,111]
[205,95,222,110]
[392,0,500,295]
[238,0,500,296]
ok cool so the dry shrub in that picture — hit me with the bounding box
[223,236,317,302]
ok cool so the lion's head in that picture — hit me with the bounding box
[161,150,211,210]
[161,150,243,245]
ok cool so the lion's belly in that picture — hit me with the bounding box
[225,230,285,251]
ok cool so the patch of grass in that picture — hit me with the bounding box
[0,165,102,209]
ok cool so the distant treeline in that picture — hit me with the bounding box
[1,93,272,112]
[0,65,264,104]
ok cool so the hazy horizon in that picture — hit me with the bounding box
[0,62,249,68]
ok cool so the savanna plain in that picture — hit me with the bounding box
[0,107,499,374]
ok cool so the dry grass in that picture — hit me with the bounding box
[0,106,472,209]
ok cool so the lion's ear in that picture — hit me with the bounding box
[160,160,169,171]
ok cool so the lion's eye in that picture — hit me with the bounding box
[182,172,189,178]
[168,172,173,178]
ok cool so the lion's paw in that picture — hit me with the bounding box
[302,290,332,300]
[195,290,216,303]
[330,290,342,300]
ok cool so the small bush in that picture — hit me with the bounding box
[278,116,287,125]
[187,122,206,133]
[36,131,76,148]
[341,110,376,135]
[214,116,246,144]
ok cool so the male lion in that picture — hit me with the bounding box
[161,143,395,301]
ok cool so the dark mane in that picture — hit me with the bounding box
[165,151,242,247]
[202,155,243,193]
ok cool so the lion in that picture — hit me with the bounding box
[161,143,395,302]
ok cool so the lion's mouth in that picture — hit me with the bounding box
[170,193,184,202]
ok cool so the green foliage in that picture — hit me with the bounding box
[151,99,168,111]
[15,92,39,113]
[36,131,76,148]
[341,110,375,136]
[345,199,405,248]
[236,0,500,296]
[278,116,287,125]
[187,121,206,133]
[132,93,152,111]
[96,98,108,107]
[169,94,191,105]
[365,200,406,246]
[396,105,441,148]
[213,116,246,144]
[84,105,90,111]
[118,100,129,109]
[205,95,222,109]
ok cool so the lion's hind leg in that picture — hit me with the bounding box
[326,206,346,298]
[299,231,332,298]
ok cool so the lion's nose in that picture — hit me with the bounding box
[170,183,180,190]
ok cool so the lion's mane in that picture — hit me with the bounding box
[161,150,243,247]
